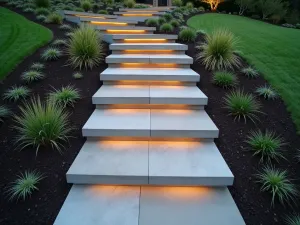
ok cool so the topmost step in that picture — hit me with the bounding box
[119,7,174,12]
[60,10,117,19]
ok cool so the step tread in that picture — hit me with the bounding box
[114,11,164,15]
[82,109,218,138]
[111,34,178,39]
[110,43,188,50]
[62,10,117,18]
[92,85,208,105]
[67,140,233,185]
[81,18,138,23]
[94,26,156,30]
[54,185,245,225]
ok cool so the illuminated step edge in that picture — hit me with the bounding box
[114,11,165,15]
[66,140,233,186]
[110,34,178,40]
[81,109,219,138]
[92,85,208,106]
[54,186,245,225]
[119,7,174,12]
[93,26,156,31]
[109,43,188,51]
[80,17,138,24]
[61,10,117,18]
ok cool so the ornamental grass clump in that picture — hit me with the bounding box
[46,13,63,24]
[255,85,277,99]
[241,66,259,78]
[163,13,173,22]
[223,89,261,123]
[285,214,300,225]
[196,29,241,70]
[160,23,173,33]
[3,86,31,102]
[21,70,45,83]
[48,85,81,107]
[212,71,238,88]
[124,0,135,8]
[31,62,45,71]
[51,39,68,47]
[59,24,72,30]
[80,0,92,11]
[256,166,298,206]
[73,72,83,79]
[41,47,62,61]
[13,97,72,154]
[178,28,196,42]
[6,170,44,201]
[246,130,285,162]
[67,24,104,69]
[146,18,159,27]
[0,105,11,123]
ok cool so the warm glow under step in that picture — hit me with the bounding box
[110,34,178,43]
[54,185,245,225]
[110,43,188,51]
[66,140,234,186]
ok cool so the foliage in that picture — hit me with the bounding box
[34,7,50,15]
[13,97,72,154]
[36,14,47,21]
[51,39,68,47]
[163,13,173,22]
[46,13,63,24]
[201,0,224,10]
[196,29,241,70]
[0,105,11,123]
[98,9,108,14]
[198,6,205,11]
[159,23,174,32]
[73,72,83,79]
[3,86,31,102]
[124,0,135,8]
[255,0,288,20]
[75,7,84,12]
[34,0,50,8]
[256,166,298,206]
[241,66,259,78]
[212,71,238,88]
[41,47,62,61]
[23,7,34,13]
[146,18,159,27]
[67,24,104,69]
[285,215,300,225]
[255,85,277,99]
[80,0,92,11]
[246,130,285,162]
[31,62,45,71]
[59,24,72,30]
[282,23,296,28]
[170,19,180,27]
[158,17,166,25]
[172,0,182,7]
[6,170,44,201]
[285,10,299,24]
[21,70,45,83]
[185,2,193,9]
[223,89,261,123]
[234,0,253,15]
[178,28,196,42]
[48,85,81,107]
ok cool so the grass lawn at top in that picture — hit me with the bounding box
[188,13,300,132]
[0,7,52,79]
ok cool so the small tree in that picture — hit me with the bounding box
[235,0,253,15]
[201,0,224,11]
[255,0,288,20]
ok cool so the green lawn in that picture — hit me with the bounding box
[0,7,52,79]
[188,14,300,132]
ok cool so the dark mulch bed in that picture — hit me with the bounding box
[0,4,108,225]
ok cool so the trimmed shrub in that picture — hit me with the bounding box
[34,0,50,8]
[178,28,196,42]
[170,19,179,27]
[41,47,62,61]
[46,13,63,24]
[124,0,135,8]
[48,85,81,107]
[158,17,166,25]
[212,71,238,88]
[172,0,182,7]
[255,85,277,99]
[67,24,104,69]
[146,18,159,27]
[81,0,92,11]
[163,13,173,22]
[34,7,50,15]
[13,97,72,153]
[196,29,241,70]
[3,86,31,102]
[98,9,108,14]
[159,23,173,33]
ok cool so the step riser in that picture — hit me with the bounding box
[101,30,154,34]
[95,105,204,110]
[115,16,160,22]
[102,81,197,86]
[106,58,193,64]
[107,64,190,68]
[111,50,185,54]
[114,39,176,43]
[93,26,156,31]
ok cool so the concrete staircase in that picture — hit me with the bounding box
[55,8,245,225]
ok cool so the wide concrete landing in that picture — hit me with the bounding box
[54,186,245,225]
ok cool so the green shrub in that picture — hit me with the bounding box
[146,18,159,27]
[134,3,149,8]
[255,85,277,99]
[159,23,173,33]
[46,13,63,24]
[73,72,83,79]
[0,105,11,123]
[67,24,104,69]
[31,62,44,71]
[98,9,108,14]
[34,0,50,8]
[247,130,285,162]
[59,24,72,30]
[196,29,206,35]
[51,39,67,47]
[285,215,300,225]
[196,29,241,70]
[172,0,182,6]
[186,2,193,9]
[198,6,205,11]
[23,3,36,8]
[13,97,72,153]
[170,19,179,27]
[158,17,166,25]
[41,47,62,61]
[23,7,34,13]
[224,89,261,123]
[36,14,47,22]
[241,66,259,78]
[212,71,238,88]
[178,28,196,42]
[256,166,298,206]
[48,85,81,107]
[163,13,173,22]
[81,0,92,11]
[35,7,50,15]
[124,0,135,8]
[3,86,31,102]
[75,7,84,12]
[21,70,45,83]
[6,170,44,201]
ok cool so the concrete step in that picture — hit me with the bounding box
[114,11,165,15]
[94,25,156,31]
[110,43,187,51]
[105,54,193,64]
[61,10,117,19]
[100,67,200,83]
[119,7,174,12]
[80,17,138,24]
[82,109,218,139]
[66,140,233,186]
[54,185,245,225]
[110,34,178,43]
[92,85,207,107]
[115,16,160,22]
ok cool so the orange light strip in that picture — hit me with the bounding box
[122,14,153,16]
[123,50,173,53]
[106,30,146,34]
[123,39,167,43]
[74,15,106,19]
[91,21,128,26]
[120,63,177,68]
[121,10,159,13]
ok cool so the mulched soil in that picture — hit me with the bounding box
[0,6,300,225]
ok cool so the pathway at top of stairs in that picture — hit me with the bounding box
[54,8,246,225]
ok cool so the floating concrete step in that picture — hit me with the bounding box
[114,11,165,15]
[66,140,233,186]
[81,17,138,25]
[106,54,193,64]
[54,185,245,225]
[110,43,187,51]
[92,85,207,107]
[100,67,200,83]
[110,34,178,43]
[82,109,218,139]
[93,25,156,31]
[115,15,160,22]
[119,7,174,12]
[61,10,117,19]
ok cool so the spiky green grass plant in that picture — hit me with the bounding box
[146,18,159,27]
[34,7,50,15]
[241,66,259,78]
[13,97,72,154]
[196,29,241,70]
[6,170,44,201]
[46,13,63,24]
[285,215,300,225]
[21,70,45,83]
[31,62,45,71]
[73,72,83,79]
[158,17,166,25]
[256,85,277,99]
[170,19,179,27]
[212,71,238,89]
[246,130,285,162]
[160,23,173,33]
[0,105,11,123]
[51,39,68,47]
[163,13,173,22]
[3,86,31,102]
[256,166,298,206]
[41,47,62,61]
[48,85,80,107]
[224,89,261,123]
[36,14,47,22]
[178,28,196,42]
[59,24,72,30]
[67,24,104,70]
